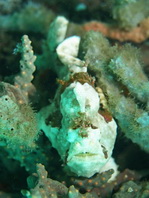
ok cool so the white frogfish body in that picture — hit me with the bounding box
[39,80,117,177]
[38,34,117,177]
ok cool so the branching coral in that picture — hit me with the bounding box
[22,165,147,198]
[0,35,38,149]
[0,35,54,176]
[14,35,36,100]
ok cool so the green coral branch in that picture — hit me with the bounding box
[79,31,149,152]
[14,35,36,99]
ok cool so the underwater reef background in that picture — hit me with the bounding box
[0,0,149,197]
